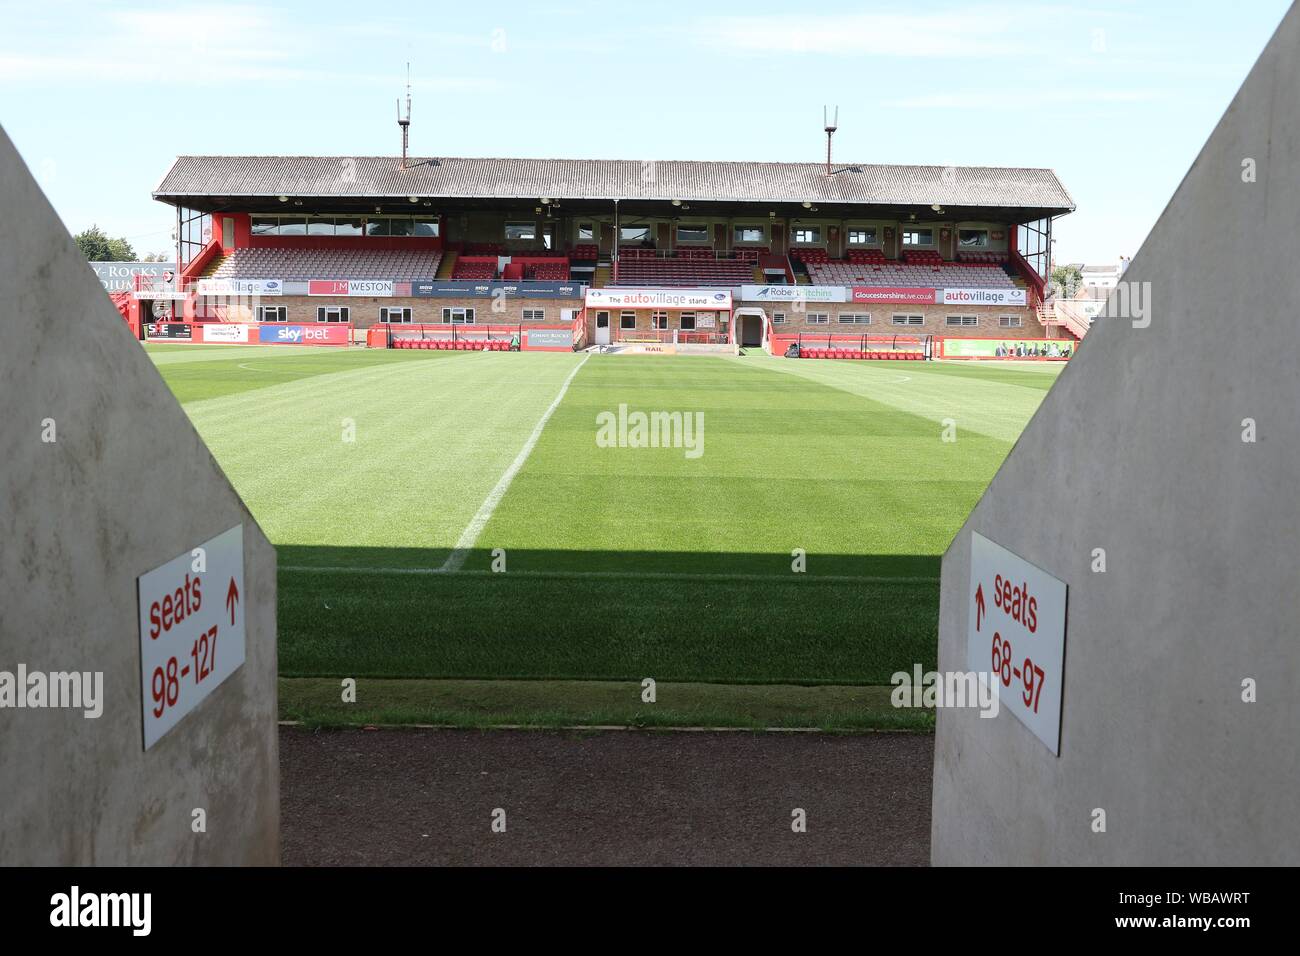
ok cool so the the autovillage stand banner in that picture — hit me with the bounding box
[585,288,732,310]
[940,337,1075,360]
[852,286,939,304]
[741,285,847,303]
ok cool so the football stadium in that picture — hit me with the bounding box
[122,148,1081,729]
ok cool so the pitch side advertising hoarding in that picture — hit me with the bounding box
[257,324,351,346]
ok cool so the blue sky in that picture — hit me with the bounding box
[1,0,1290,263]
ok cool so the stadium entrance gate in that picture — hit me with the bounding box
[733,308,768,349]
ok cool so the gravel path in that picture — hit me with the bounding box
[281,727,933,866]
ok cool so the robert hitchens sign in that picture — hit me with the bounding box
[137,525,246,750]
[966,531,1068,755]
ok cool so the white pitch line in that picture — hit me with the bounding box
[278,565,938,585]
[438,353,589,572]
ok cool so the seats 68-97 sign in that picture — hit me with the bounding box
[966,532,1068,755]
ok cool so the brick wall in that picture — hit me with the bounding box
[765,302,1042,338]
[218,296,582,329]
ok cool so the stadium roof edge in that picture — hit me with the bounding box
[153,155,1075,216]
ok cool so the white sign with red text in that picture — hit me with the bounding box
[201,323,251,343]
[137,525,246,750]
[966,531,1067,755]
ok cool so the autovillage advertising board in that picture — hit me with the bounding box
[196,278,283,296]
[852,286,939,305]
[966,531,1068,755]
[137,524,246,750]
[741,285,847,303]
[585,288,732,310]
[89,261,177,293]
[941,287,1028,306]
[409,280,583,299]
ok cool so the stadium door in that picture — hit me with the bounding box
[733,308,767,349]
[595,311,611,345]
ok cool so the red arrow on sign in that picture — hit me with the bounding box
[975,583,986,632]
[226,577,240,626]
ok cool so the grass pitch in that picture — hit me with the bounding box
[148,343,1062,727]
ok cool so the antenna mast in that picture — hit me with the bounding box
[397,63,412,170]
[823,105,839,176]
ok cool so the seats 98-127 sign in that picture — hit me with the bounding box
[966,532,1068,755]
[137,525,246,750]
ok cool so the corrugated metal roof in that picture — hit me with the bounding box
[154,156,1075,211]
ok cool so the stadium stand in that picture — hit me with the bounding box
[452,255,498,280]
[212,247,441,280]
[611,254,754,287]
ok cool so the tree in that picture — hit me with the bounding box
[74,225,136,262]
[1049,264,1084,299]
[142,252,171,262]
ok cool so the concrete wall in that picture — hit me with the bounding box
[0,126,279,864]
[931,5,1300,865]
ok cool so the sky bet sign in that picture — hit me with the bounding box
[258,325,348,345]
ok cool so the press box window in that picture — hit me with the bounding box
[677,224,709,243]
[902,229,935,246]
[792,227,822,244]
[838,312,871,325]
[381,307,413,323]
[847,228,877,245]
[999,315,1023,328]
[946,315,978,327]
[442,307,475,324]
[620,311,637,330]
[505,222,537,241]
[734,225,765,243]
[316,307,350,323]
[620,225,651,243]
[892,314,924,326]
[959,229,990,247]
[577,223,595,240]
[258,306,287,322]
[522,309,545,321]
